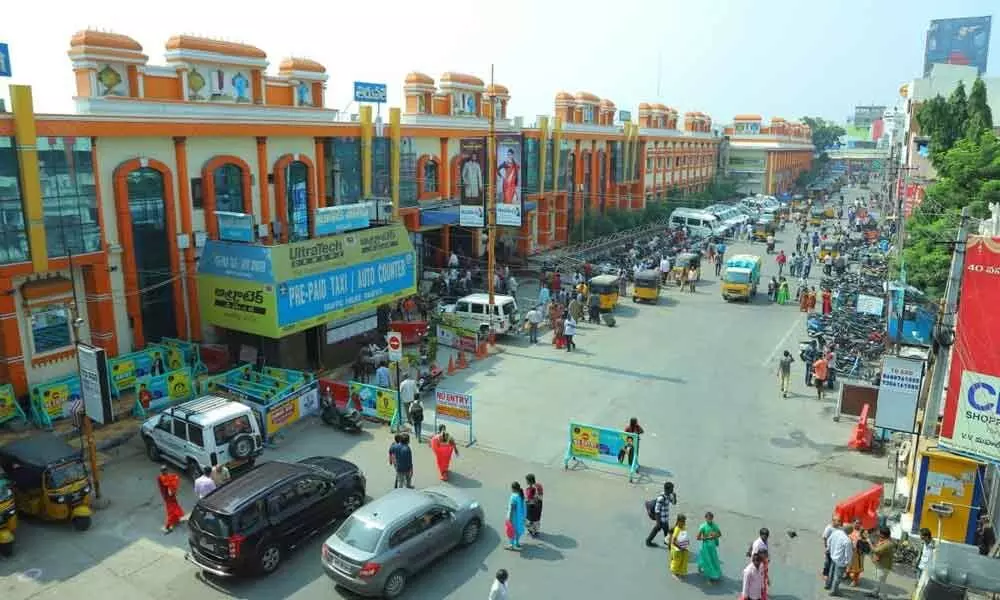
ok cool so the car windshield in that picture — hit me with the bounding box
[46,461,87,489]
[190,506,232,538]
[725,271,750,284]
[336,515,385,553]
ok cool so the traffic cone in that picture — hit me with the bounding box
[457,351,468,369]
[488,331,497,347]
[476,342,487,359]
[446,356,456,376]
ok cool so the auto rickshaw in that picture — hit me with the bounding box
[808,206,827,226]
[632,269,661,303]
[0,476,15,555]
[817,241,840,260]
[0,433,94,531]
[752,221,775,242]
[671,252,701,285]
[588,274,620,312]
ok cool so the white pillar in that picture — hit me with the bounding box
[179,70,190,101]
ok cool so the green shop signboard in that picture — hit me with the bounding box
[198,224,417,338]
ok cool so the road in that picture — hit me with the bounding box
[1,187,911,600]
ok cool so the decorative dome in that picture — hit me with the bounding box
[440,72,484,87]
[771,117,786,123]
[486,83,509,95]
[70,30,143,52]
[165,35,266,59]
[638,102,651,110]
[574,91,600,103]
[650,103,667,112]
[599,99,616,109]
[733,114,762,121]
[555,91,574,101]
[405,72,435,85]
[279,57,326,73]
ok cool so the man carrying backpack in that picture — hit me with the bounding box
[645,481,677,547]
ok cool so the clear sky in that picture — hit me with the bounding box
[0,0,996,124]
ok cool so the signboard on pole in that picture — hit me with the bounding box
[77,343,113,425]
[875,356,924,433]
[353,81,387,104]
[386,331,403,362]
[856,294,885,316]
[495,134,523,227]
[618,109,632,122]
[459,138,486,227]
[563,421,639,482]
[433,389,474,446]
[0,43,11,77]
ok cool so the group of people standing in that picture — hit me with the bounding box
[822,515,899,598]
[157,462,231,534]
[798,286,833,315]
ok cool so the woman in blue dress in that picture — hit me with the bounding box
[506,481,526,550]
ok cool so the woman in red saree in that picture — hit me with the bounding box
[157,465,185,533]
[430,430,459,480]
[499,148,520,204]
[821,289,833,315]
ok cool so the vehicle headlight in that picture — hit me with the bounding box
[468,501,480,510]
[82,485,91,494]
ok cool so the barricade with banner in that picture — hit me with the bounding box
[29,374,81,428]
[0,383,27,425]
[132,367,196,417]
[436,322,480,353]
[563,421,639,482]
[348,381,400,427]
[232,381,319,442]
[159,337,208,374]
[108,344,171,396]
[433,389,474,446]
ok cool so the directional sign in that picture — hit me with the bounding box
[0,43,11,78]
[387,331,402,362]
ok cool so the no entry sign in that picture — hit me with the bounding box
[387,331,402,362]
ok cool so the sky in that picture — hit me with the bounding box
[1,0,997,125]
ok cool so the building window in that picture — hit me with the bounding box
[373,138,391,198]
[423,161,439,193]
[399,138,418,208]
[126,167,177,344]
[544,140,555,191]
[0,137,29,264]
[286,161,310,242]
[523,138,539,195]
[213,164,245,213]
[30,305,73,354]
[38,137,101,258]
[326,137,363,205]
[558,144,570,191]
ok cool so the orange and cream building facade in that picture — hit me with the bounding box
[0,29,722,396]
[722,115,814,195]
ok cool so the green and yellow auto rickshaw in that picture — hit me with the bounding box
[0,476,16,555]
[752,222,775,243]
[672,252,702,285]
[809,206,827,227]
[632,269,661,303]
[0,433,94,532]
[588,274,621,312]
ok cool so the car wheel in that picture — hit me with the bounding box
[461,518,481,545]
[229,434,254,460]
[383,569,407,599]
[144,437,161,462]
[258,543,282,574]
[340,492,364,515]
[72,516,92,531]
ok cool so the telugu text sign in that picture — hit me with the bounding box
[434,390,471,425]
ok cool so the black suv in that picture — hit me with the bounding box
[186,456,366,577]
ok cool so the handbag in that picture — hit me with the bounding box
[504,519,515,539]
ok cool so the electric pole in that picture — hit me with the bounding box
[920,206,970,437]
[486,64,497,329]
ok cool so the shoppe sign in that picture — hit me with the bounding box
[198,224,416,338]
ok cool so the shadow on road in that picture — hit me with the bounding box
[517,541,565,562]
[536,532,578,550]
[445,471,483,489]
[501,351,687,384]
[769,429,848,455]
[691,573,742,596]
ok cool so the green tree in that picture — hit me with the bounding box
[801,117,846,154]
[966,77,994,140]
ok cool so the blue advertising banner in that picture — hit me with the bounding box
[924,16,992,76]
[0,43,11,78]
[199,241,273,282]
[315,204,371,236]
[276,251,415,326]
[217,211,256,243]
[353,81,388,103]
[564,421,639,482]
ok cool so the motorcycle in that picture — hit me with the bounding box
[320,390,363,433]
[417,367,444,398]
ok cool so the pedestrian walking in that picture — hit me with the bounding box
[916,528,933,579]
[813,354,829,400]
[823,253,834,276]
[523,305,542,344]
[505,481,527,550]
[776,250,787,277]
[525,474,544,537]
[194,466,216,499]
[767,277,778,302]
[388,433,414,488]
[687,266,697,293]
[407,396,425,442]
[670,514,690,578]
[776,278,790,305]
[750,528,771,600]
[867,526,897,599]
[795,233,803,254]
[489,568,510,600]
[826,527,857,596]
[563,314,577,352]
[803,254,813,279]
[588,292,601,324]
[156,465,184,534]
[743,552,766,600]
[374,361,391,388]
[778,350,794,397]
[822,515,843,578]
[807,287,817,312]
[210,463,231,487]
[821,288,833,315]
[430,427,458,480]
[552,314,566,349]
[696,511,723,583]
[645,481,677,547]
[399,371,418,421]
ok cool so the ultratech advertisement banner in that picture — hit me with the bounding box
[198,225,416,338]
[495,134,523,227]
[940,236,1000,463]
[459,138,486,227]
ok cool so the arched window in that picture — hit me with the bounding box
[423,160,439,193]
[286,161,310,242]
[213,164,244,213]
[126,167,177,344]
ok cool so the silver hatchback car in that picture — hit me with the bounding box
[322,486,484,598]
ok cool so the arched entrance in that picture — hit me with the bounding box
[273,154,316,243]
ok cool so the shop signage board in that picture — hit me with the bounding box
[940,237,1000,464]
[315,204,371,236]
[434,389,475,446]
[563,421,639,482]
[856,294,884,316]
[77,343,114,424]
[133,367,195,417]
[874,356,924,433]
[353,81,387,103]
[0,43,10,78]
[216,211,256,243]
[326,311,378,345]
[197,224,417,338]
[495,134,523,227]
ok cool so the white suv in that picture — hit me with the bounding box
[443,293,520,336]
[140,395,264,479]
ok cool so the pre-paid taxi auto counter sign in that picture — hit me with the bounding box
[197,224,417,338]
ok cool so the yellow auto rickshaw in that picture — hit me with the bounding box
[0,476,15,555]
[588,274,620,312]
[818,241,841,260]
[752,222,775,242]
[0,433,94,532]
[672,252,702,285]
[808,206,827,226]
[632,269,661,303]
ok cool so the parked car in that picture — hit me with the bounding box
[141,395,264,480]
[441,293,519,336]
[186,457,366,577]
[322,486,484,598]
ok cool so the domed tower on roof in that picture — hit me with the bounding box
[733,114,763,135]
[598,99,616,126]
[554,91,576,124]
[162,35,269,105]
[439,72,486,117]
[573,92,600,124]
[485,83,511,120]
[68,30,148,99]
[404,72,435,115]
[277,57,328,108]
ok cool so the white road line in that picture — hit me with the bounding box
[762,313,806,367]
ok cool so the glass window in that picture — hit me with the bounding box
[523,138,539,195]
[213,164,244,214]
[470,303,484,315]
[213,415,252,446]
[336,515,385,553]
[172,419,188,440]
[286,161,309,242]
[188,425,204,448]
[423,161,439,193]
[191,507,231,538]
[398,138,418,208]
[326,137,362,205]
[558,144,569,191]
[237,500,264,532]
[30,305,72,354]
[127,167,177,343]
[0,139,28,265]
[38,137,101,258]
[544,140,554,191]
[373,138,391,198]
[612,142,622,183]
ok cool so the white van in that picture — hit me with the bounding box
[669,208,726,238]
[706,204,749,233]
[443,293,520,336]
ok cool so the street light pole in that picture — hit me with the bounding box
[486,65,497,333]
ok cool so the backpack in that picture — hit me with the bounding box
[645,494,663,520]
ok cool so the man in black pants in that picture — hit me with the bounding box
[645,482,676,547]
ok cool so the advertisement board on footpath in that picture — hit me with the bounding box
[348,381,400,428]
[564,421,639,482]
[874,356,924,434]
[218,379,319,443]
[433,389,475,446]
[0,383,27,426]
[29,374,81,428]
[436,322,480,353]
[939,236,1000,464]
[107,344,172,396]
[132,367,195,417]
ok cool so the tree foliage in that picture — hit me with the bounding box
[801,116,846,154]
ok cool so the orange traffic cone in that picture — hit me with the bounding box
[457,351,468,369]
[488,331,497,347]
[446,356,456,375]
[479,342,488,359]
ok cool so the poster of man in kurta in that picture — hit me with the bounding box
[495,135,523,227]
[459,138,486,227]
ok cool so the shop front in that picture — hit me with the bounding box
[197,224,417,371]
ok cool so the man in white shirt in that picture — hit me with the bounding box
[821,515,843,578]
[194,466,217,499]
[742,553,765,600]
[659,256,671,284]
[825,524,854,596]
[524,306,543,344]
[488,568,509,600]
